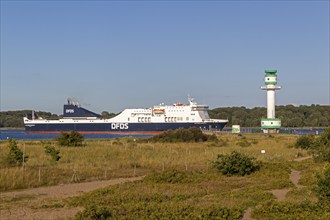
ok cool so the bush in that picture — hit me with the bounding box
[236,139,251,147]
[44,145,61,162]
[316,127,330,147]
[254,200,329,219]
[7,139,28,166]
[313,127,330,163]
[142,127,216,143]
[295,127,330,163]
[56,131,84,147]
[312,146,330,163]
[75,205,112,220]
[314,164,330,204]
[213,151,260,176]
[295,134,315,149]
[144,170,191,184]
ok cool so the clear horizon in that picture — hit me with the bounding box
[1,1,329,115]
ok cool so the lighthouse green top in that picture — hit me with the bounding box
[265,70,277,74]
[264,69,278,85]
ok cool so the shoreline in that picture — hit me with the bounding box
[0,127,24,130]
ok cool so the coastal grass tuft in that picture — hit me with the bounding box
[1,133,330,218]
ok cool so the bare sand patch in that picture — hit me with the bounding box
[1,176,143,220]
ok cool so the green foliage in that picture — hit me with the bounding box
[316,127,330,147]
[75,203,242,220]
[208,104,330,127]
[75,204,112,220]
[7,139,28,166]
[213,151,260,176]
[295,134,316,149]
[254,200,330,219]
[144,170,208,184]
[56,131,84,147]
[0,110,60,127]
[142,127,216,143]
[1,105,328,128]
[236,136,252,147]
[44,145,61,162]
[312,127,330,163]
[314,165,330,204]
[294,127,330,163]
[313,146,330,163]
[100,111,118,119]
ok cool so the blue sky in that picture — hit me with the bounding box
[1,0,329,114]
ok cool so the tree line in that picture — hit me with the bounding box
[0,104,329,128]
[208,105,329,127]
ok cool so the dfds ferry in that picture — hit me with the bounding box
[24,98,228,134]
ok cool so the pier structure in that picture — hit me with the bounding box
[261,70,281,133]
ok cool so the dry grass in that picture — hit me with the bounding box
[0,133,303,192]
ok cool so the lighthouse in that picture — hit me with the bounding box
[261,70,281,133]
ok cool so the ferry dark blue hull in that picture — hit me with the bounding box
[25,122,227,134]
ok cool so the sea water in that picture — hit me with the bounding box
[0,130,150,140]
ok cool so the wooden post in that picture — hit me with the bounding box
[38,167,41,183]
[22,143,26,169]
[185,158,188,171]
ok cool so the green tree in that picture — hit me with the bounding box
[213,151,260,176]
[44,145,61,161]
[101,111,117,119]
[56,131,85,147]
[295,135,316,150]
[314,165,330,204]
[7,139,28,166]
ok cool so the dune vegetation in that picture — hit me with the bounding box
[1,128,330,219]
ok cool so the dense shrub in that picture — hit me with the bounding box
[312,128,330,163]
[295,127,330,163]
[75,203,242,220]
[56,131,84,147]
[142,127,217,143]
[295,134,316,149]
[44,145,61,162]
[314,165,330,203]
[213,151,260,176]
[144,170,189,184]
[316,127,330,147]
[75,204,112,220]
[254,200,330,219]
[7,139,28,166]
[312,146,330,163]
[236,138,252,147]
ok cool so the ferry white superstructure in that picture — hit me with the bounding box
[24,98,229,134]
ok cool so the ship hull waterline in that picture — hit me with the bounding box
[25,122,227,135]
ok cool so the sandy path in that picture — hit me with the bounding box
[293,156,312,162]
[0,176,144,220]
[289,170,303,189]
[241,207,252,220]
[245,157,310,220]
[270,169,304,202]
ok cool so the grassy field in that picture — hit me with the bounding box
[1,133,329,219]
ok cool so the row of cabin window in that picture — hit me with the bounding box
[165,117,189,122]
[138,117,151,123]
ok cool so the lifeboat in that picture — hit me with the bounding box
[153,108,165,114]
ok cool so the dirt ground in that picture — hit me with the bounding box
[244,157,310,220]
[1,156,310,220]
[0,176,143,220]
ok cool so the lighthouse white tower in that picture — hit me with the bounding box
[261,70,281,133]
